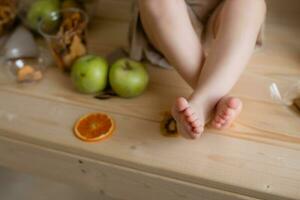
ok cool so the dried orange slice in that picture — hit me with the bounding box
[74,113,115,142]
[160,112,178,137]
[294,98,300,111]
[17,65,34,82]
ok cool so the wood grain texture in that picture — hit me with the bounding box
[0,1,300,200]
[95,0,133,21]
[0,90,300,200]
[1,18,299,142]
[0,136,261,200]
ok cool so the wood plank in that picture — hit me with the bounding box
[266,0,300,25]
[0,2,299,200]
[1,18,300,142]
[0,136,260,200]
[1,67,300,142]
[95,0,133,21]
[1,91,300,199]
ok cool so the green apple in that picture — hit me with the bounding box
[109,58,149,98]
[71,55,109,94]
[26,0,60,31]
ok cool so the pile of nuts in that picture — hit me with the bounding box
[51,10,87,71]
[0,0,17,36]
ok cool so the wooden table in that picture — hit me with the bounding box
[0,6,300,200]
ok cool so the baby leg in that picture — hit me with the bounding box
[139,0,206,138]
[185,0,267,137]
[138,0,204,88]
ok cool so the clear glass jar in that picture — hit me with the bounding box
[1,46,51,83]
[38,8,89,71]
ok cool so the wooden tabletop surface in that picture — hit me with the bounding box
[0,9,300,200]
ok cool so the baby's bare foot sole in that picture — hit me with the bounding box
[211,97,242,129]
[171,97,204,139]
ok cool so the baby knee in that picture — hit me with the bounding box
[138,0,173,18]
[248,0,267,21]
[250,0,267,14]
[226,0,266,18]
[239,0,266,13]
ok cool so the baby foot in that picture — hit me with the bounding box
[171,97,204,139]
[211,97,242,129]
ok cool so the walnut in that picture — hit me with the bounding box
[0,0,17,36]
[50,10,88,71]
[17,65,43,82]
[62,35,87,68]
[294,98,300,112]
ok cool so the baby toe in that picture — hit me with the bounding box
[186,113,197,123]
[191,131,202,139]
[219,118,226,124]
[176,97,189,112]
[220,119,228,126]
[193,126,204,133]
[214,122,222,128]
[216,115,226,124]
[191,119,202,128]
[224,109,233,117]
[227,97,241,109]
[180,114,192,129]
[214,116,222,123]
[221,114,230,120]
[183,107,193,116]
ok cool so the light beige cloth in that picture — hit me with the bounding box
[127,0,263,69]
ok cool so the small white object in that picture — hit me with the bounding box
[270,83,283,103]
[15,59,24,68]
[6,113,16,121]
